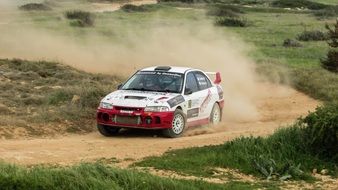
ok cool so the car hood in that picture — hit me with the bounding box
[101,90,181,108]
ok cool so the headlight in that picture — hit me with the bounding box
[99,102,113,109]
[144,106,169,112]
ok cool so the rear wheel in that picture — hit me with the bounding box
[97,124,120,137]
[163,110,186,138]
[210,103,221,124]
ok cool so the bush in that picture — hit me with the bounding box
[215,17,249,27]
[272,0,328,10]
[313,6,338,18]
[121,4,148,12]
[19,3,52,11]
[322,20,338,72]
[283,39,302,47]
[302,104,338,161]
[322,50,338,72]
[65,10,94,27]
[297,30,328,41]
[207,4,244,17]
[47,90,73,105]
[79,86,107,108]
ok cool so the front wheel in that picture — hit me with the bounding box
[97,124,120,137]
[163,110,186,138]
[210,103,221,124]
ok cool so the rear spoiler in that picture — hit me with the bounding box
[205,72,221,85]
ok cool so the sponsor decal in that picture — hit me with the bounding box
[154,96,169,103]
[216,85,223,99]
[138,71,182,78]
[188,100,192,108]
[200,89,212,113]
[167,95,185,108]
[120,110,133,114]
[187,108,199,118]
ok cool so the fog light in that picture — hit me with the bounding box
[102,113,109,122]
[145,117,152,124]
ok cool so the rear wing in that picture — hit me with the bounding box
[205,72,221,85]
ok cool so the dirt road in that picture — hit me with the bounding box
[0,83,319,166]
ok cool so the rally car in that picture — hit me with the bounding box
[97,66,224,138]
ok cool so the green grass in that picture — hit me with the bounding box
[0,162,273,190]
[311,0,338,5]
[136,105,338,180]
[136,127,337,179]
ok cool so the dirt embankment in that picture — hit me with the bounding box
[0,83,319,166]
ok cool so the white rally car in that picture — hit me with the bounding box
[97,66,224,138]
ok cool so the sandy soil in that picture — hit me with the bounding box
[0,83,319,166]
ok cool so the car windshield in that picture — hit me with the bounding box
[122,71,184,93]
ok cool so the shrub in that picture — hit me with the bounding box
[322,50,338,72]
[283,39,302,47]
[19,3,52,11]
[215,17,249,27]
[79,86,108,108]
[207,4,244,17]
[47,90,73,105]
[121,4,148,12]
[65,10,94,27]
[121,4,160,12]
[313,6,338,18]
[271,0,328,10]
[301,104,338,161]
[157,0,204,3]
[297,30,328,41]
[322,20,338,72]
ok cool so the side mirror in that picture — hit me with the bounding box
[117,84,123,90]
[184,88,193,95]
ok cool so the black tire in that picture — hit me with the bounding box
[97,124,120,137]
[210,103,221,124]
[163,109,186,138]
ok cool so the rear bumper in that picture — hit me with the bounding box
[97,107,174,129]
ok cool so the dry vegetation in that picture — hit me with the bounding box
[0,59,120,138]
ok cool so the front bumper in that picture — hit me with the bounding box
[97,107,174,129]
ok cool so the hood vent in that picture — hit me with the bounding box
[124,96,146,100]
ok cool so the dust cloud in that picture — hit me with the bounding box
[0,0,267,123]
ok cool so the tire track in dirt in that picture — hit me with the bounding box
[0,83,319,166]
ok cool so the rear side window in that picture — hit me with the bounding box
[185,72,199,93]
[194,72,212,90]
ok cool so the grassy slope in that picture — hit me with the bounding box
[136,125,337,180]
[0,59,120,137]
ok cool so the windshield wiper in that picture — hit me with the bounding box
[123,88,153,92]
[157,89,178,93]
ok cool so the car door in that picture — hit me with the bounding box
[184,71,213,122]
[193,71,215,119]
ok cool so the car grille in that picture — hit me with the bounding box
[114,115,141,125]
[114,106,143,112]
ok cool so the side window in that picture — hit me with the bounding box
[194,72,212,90]
[185,72,199,93]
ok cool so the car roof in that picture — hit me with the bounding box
[141,66,193,74]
